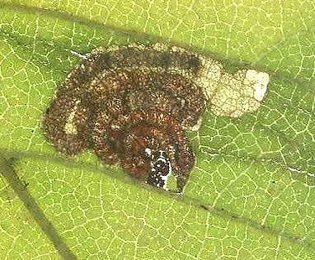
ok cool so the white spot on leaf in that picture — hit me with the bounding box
[197,57,269,117]
[64,100,80,135]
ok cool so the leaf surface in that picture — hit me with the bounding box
[0,1,315,259]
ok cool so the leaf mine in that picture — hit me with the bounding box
[43,43,269,192]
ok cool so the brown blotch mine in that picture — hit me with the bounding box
[43,43,206,192]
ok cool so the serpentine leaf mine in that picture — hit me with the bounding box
[43,43,269,192]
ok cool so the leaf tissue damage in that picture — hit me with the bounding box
[43,43,269,192]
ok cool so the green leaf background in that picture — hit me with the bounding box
[0,1,315,259]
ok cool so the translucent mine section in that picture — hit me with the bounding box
[197,57,269,118]
[64,100,80,135]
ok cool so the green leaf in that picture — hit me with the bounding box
[1,1,315,259]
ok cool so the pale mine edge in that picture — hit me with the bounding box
[154,44,269,120]
[197,55,269,118]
